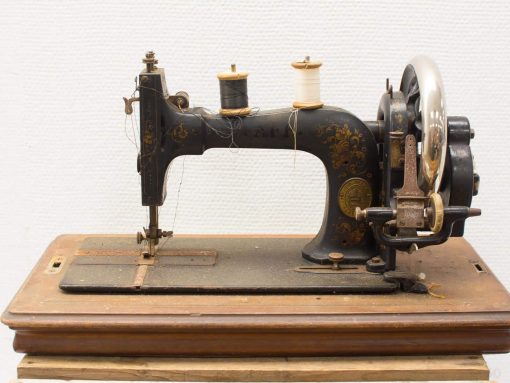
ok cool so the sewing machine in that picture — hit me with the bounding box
[53,52,480,294]
[3,52,509,359]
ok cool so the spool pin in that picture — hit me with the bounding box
[217,64,251,117]
[291,56,324,110]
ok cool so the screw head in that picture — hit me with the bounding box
[328,252,344,262]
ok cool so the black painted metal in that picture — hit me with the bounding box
[376,91,408,270]
[440,117,476,236]
[59,237,398,294]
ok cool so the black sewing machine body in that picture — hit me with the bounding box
[139,69,380,265]
[59,53,480,294]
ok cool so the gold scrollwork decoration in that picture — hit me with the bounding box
[335,221,367,247]
[316,123,368,177]
[170,122,189,143]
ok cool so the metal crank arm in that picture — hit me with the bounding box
[355,133,480,253]
[356,205,480,252]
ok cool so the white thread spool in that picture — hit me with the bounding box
[291,56,324,109]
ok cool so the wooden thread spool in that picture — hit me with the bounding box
[291,56,324,110]
[217,64,251,117]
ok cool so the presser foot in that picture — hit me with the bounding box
[137,229,173,258]
[136,206,173,258]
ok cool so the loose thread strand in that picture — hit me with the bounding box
[288,108,299,167]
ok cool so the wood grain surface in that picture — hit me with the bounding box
[17,355,490,382]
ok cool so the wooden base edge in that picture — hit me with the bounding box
[18,355,489,382]
[13,328,510,357]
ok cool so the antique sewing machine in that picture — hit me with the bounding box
[56,52,481,294]
[3,53,509,359]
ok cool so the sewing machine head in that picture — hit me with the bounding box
[124,51,480,273]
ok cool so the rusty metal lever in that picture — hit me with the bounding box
[123,96,140,115]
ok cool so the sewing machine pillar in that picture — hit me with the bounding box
[139,69,203,206]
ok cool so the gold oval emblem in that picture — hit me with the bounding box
[338,178,372,218]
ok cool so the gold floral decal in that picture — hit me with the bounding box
[335,222,366,247]
[170,122,189,143]
[316,123,368,177]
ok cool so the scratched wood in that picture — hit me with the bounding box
[17,355,490,382]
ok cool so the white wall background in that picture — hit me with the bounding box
[1,0,509,381]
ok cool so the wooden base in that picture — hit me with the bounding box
[17,355,490,382]
[2,235,510,357]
